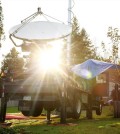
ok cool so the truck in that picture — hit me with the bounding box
[0,8,103,124]
[0,45,103,124]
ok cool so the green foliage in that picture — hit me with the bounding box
[0,0,5,41]
[0,127,32,134]
[0,127,17,134]
[71,17,97,65]
[1,47,24,78]
[107,27,120,63]
[7,107,19,113]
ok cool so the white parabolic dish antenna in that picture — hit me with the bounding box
[9,21,72,41]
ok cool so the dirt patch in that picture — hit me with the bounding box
[49,123,78,126]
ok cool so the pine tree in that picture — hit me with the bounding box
[1,47,24,78]
[71,17,96,65]
[0,0,4,43]
[107,27,119,63]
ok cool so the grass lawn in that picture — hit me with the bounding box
[5,106,120,134]
[7,107,19,113]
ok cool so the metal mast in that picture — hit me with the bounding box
[67,0,72,65]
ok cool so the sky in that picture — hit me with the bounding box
[1,0,120,57]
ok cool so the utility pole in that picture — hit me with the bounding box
[67,0,72,65]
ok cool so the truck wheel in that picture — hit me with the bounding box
[21,106,43,117]
[21,111,29,116]
[21,102,43,117]
[96,103,102,115]
[72,96,82,119]
[32,106,43,117]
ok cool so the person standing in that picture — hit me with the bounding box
[111,84,120,118]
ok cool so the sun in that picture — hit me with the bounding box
[38,40,63,70]
[39,49,60,70]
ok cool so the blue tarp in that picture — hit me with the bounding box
[71,59,120,79]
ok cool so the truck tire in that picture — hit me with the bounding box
[32,106,43,117]
[21,111,29,116]
[96,103,102,115]
[21,101,43,117]
[72,95,82,119]
[21,106,43,117]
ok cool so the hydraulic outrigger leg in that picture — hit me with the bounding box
[0,81,7,123]
[0,97,7,123]
[46,110,52,124]
[60,91,66,124]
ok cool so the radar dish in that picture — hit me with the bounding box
[9,21,72,41]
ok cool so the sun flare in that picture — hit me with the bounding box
[38,41,63,70]
[40,49,60,69]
